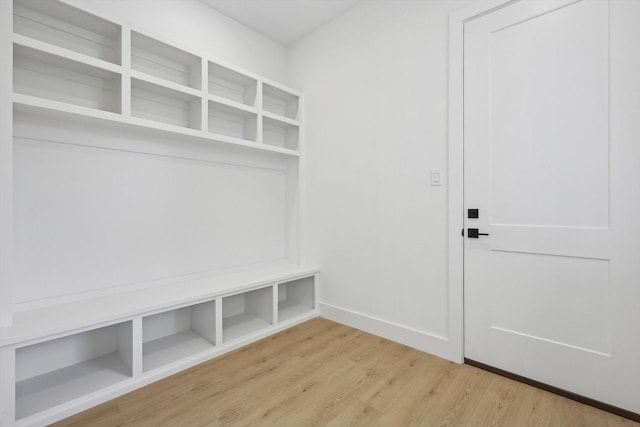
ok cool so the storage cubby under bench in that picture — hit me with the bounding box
[0,264,318,427]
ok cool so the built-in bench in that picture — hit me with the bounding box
[1,263,319,426]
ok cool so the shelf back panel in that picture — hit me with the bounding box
[263,119,299,150]
[279,277,314,307]
[12,118,288,305]
[208,62,256,106]
[16,322,132,382]
[143,301,215,345]
[132,31,201,89]
[208,102,257,141]
[14,45,121,113]
[131,79,201,130]
[263,84,298,120]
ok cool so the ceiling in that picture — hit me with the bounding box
[201,0,361,46]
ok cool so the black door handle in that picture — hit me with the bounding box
[467,228,489,238]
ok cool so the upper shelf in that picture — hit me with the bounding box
[263,82,299,121]
[14,0,121,65]
[132,31,202,90]
[209,61,257,108]
[11,0,303,158]
[13,43,122,114]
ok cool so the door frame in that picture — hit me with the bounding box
[447,0,515,363]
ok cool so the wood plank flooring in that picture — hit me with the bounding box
[54,317,639,427]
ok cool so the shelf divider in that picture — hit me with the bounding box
[121,25,132,117]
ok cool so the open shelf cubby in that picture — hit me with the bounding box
[208,62,257,107]
[15,322,133,420]
[262,83,299,120]
[132,31,201,90]
[222,287,273,343]
[131,78,202,130]
[278,276,315,323]
[13,0,121,65]
[13,44,122,114]
[263,116,299,150]
[208,100,257,141]
[142,301,216,372]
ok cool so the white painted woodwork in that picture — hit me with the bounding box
[131,31,201,90]
[263,116,299,150]
[0,0,14,329]
[13,44,121,114]
[13,133,286,304]
[222,286,273,342]
[142,301,216,372]
[1,0,312,425]
[3,264,317,425]
[278,276,315,322]
[464,0,640,413]
[208,100,258,141]
[0,4,14,426]
[15,322,133,420]
[13,0,121,65]
[130,77,202,130]
[208,61,257,107]
[263,83,299,120]
[10,0,302,162]
[2,264,317,346]
[13,97,300,157]
[61,0,288,83]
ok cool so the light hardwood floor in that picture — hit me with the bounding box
[54,317,639,427]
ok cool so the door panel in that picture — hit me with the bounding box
[489,251,610,355]
[464,0,640,413]
[490,0,609,228]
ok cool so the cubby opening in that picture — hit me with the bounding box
[132,31,201,89]
[263,117,299,150]
[13,44,121,113]
[208,100,257,141]
[15,322,133,420]
[131,78,202,130]
[208,62,257,106]
[142,301,216,372]
[263,83,299,120]
[13,0,121,64]
[278,276,315,322]
[222,287,273,343]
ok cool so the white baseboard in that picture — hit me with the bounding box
[318,302,461,362]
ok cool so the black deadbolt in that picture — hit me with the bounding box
[468,209,479,219]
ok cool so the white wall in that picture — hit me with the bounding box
[288,0,471,360]
[63,0,287,82]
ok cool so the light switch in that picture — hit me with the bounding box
[431,169,442,186]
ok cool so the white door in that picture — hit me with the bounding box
[464,0,640,414]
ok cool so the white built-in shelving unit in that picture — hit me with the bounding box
[0,1,315,426]
[10,0,302,157]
